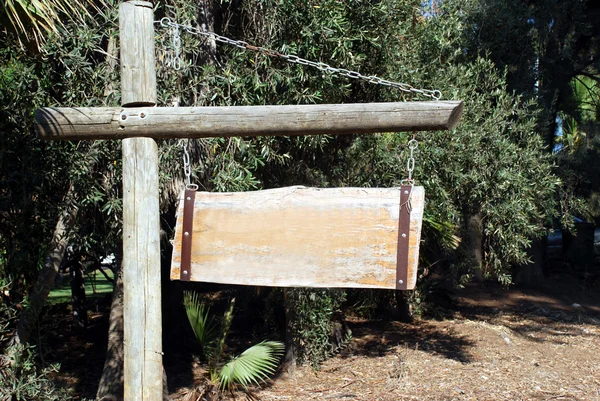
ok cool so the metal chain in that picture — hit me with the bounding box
[171,23,182,71]
[402,138,419,185]
[181,142,198,190]
[157,17,442,100]
[160,19,182,70]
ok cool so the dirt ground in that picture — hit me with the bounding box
[253,290,600,401]
[45,276,600,401]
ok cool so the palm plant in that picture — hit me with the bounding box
[218,341,284,391]
[183,291,284,393]
[557,75,600,153]
[183,291,217,359]
[1,0,101,50]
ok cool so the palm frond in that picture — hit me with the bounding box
[424,215,461,250]
[2,0,103,50]
[183,291,217,358]
[218,341,284,391]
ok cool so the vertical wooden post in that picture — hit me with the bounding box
[119,1,162,400]
[120,0,157,106]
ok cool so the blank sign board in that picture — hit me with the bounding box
[170,186,424,290]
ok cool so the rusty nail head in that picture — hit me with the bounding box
[121,114,127,120]
[140,112,146,118]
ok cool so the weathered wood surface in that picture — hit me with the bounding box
[35,101,463,140]
[119,0,156,106]
[120,2,162,401]
[170,186,424,290]
[122,137,162,401]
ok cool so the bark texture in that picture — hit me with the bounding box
[97,255,124,401]
[282,288,297,375]
[466,212,484,281]
[12,185,78,346]
[70,257,88,327]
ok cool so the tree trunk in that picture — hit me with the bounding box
[514,237,547,287]
[282,288,296,375]
[103,33,119,101]
[97,251,171,401]
[11,185,78,346]
[70,257,88,328]
[465,212,484,281]
[394,290,413,323]
[97,253,124,401]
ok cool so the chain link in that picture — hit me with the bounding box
[171,23,182,70]
[402,138,419,185]
[158,18,442,100]
[160,19,183,71]
[181,142,197,190]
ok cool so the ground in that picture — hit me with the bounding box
[44,276,600,401]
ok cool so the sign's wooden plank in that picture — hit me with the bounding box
[170,186,424,290]
[35,101,463,140]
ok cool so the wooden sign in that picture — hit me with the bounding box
[171,186,424,290]
[32,0,462,397]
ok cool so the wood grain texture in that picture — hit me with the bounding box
[35,101,463,140]
[122,138,162,401]
[120,2,162,400]
[170,186,424,290]
[119,1,156,106]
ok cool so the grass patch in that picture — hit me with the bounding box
[48,268,114,304]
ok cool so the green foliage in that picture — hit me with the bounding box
[460,0,600,143]
[453,0,600,232]
[559,75,600,149]
[1,282,74,401]
[183,292,283,391]
[286,288,348,369]
[158,0,561,365]
[0,344,75,401]
[183,291,217,359]
[0,0,121,297]
[2,0,590,389]
[0,0,101,51]
[211,295,236,379]
[219,341,284,391]
[325,1,558,282]
[554,74,600,223]
[0,280,18,350]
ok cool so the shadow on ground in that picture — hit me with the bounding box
[453,275,600,325]
[346,319,476,364]
[343,274,600,365]
[42,299,111,399]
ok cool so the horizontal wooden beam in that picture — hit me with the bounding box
[170,186,424,290]
[35,101,463,140]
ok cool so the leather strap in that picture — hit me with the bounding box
[179,188,196,281]
[396,186,411,290]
